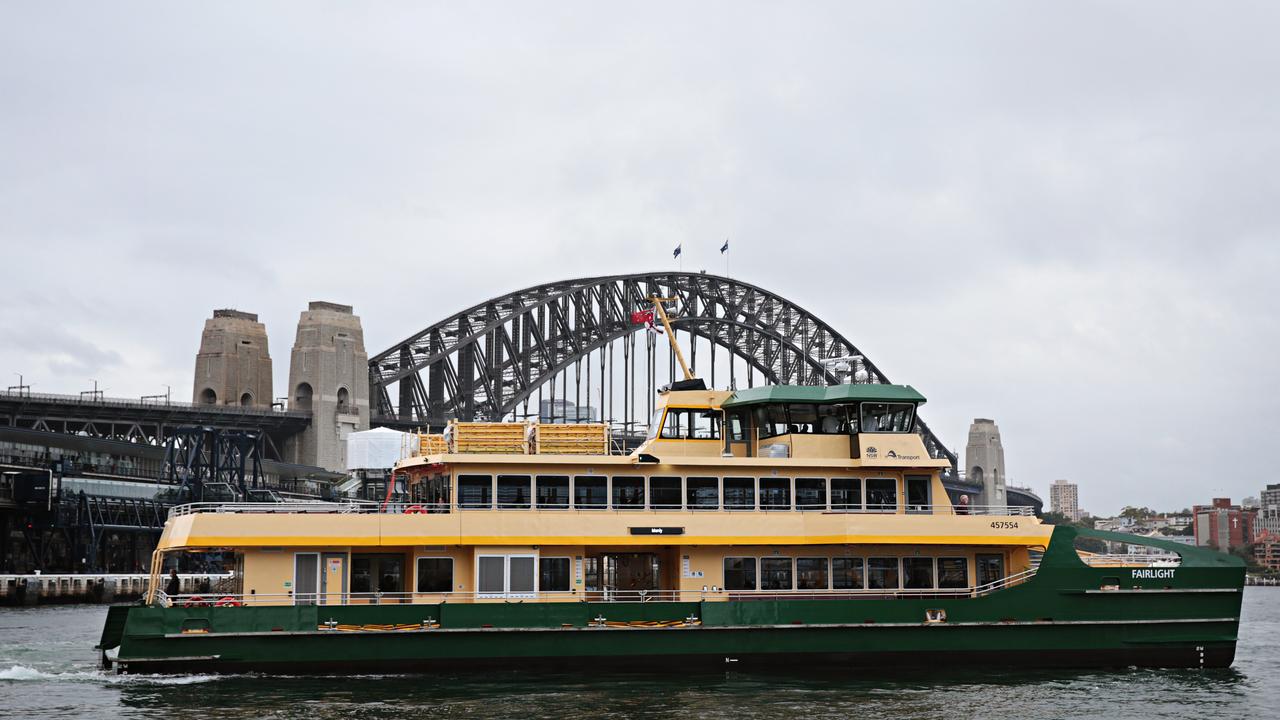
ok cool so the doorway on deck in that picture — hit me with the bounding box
[599,552,662,599]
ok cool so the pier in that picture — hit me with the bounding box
[0,572,231,606]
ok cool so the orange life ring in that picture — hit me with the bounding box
[215,596,242,607]
[403,504,425,514]
[182,595,209,608]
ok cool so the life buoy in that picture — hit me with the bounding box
[403,505,425,514]
[182,595,209,608]
[215,596,242,607]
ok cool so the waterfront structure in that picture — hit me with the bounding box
[192,310,273,408]
[286,302,370,472]
[100,370,1243,673]
[1258,484,1280,537]
[1194,499,1256,552]
[1049,479,1081,522]
[965,419,1007,507]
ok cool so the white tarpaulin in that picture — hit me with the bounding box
[346,427,412,470]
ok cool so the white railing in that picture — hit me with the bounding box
[168,500,1037,518]
[1077,553,1182,568]
[159,569,1038,608]
[169,500,381,518]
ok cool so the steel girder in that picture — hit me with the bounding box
[368,272,956,467]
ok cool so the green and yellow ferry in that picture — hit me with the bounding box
[98,381,1244,673]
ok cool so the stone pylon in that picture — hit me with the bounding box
[285,302,369,471]
[965,418,1007,508]
[192,309,272,407]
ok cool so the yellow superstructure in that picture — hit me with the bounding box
[149,381,1050,608]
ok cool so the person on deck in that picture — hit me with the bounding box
[165,568,180,598]
[956,495,971,515]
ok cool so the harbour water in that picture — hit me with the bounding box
[1,588,1276,719]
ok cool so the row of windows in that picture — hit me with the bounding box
[456,474,932,511]
[415,555,573,596]
[658,402,919,443]
[722,555,1005,592]
[410,554,1004,595]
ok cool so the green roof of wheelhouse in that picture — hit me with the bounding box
[721,384,926,408]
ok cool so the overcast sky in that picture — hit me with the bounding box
[2,2,1277,515]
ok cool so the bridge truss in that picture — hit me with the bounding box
[369,272,957,470]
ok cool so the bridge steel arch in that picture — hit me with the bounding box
[368,272,957,468]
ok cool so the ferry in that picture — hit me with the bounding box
[97,320,1244,673]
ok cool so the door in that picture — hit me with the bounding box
[976,553,1005,588]
[603,553,661,599]
[320,553,347,605]
[294,552,319,605]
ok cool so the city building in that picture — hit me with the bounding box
[1193,498,1256,552]
[1049,479,1081,522]
[1253,531,1280,573]
[1257,483,1280,537]
[539,399,599,424]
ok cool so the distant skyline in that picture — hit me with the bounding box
[2,3,1277,516]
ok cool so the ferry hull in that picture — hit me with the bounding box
[109,620,1239,674]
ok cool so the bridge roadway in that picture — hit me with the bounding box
[0,390,311,460]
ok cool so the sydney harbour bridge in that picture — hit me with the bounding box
[367,272,956,470]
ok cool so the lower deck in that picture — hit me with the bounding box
[168,542,1039,607]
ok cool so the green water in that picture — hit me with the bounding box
[1,588,1276,719]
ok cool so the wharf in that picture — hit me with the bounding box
[0,572,229,606]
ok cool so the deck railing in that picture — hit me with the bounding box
[1077,553,1182,568]
[168,500,1037,519]
[157,568,1038,609]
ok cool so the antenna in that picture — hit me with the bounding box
[649,296,694,381]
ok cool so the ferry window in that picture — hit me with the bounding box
[905,475,931,514]
[795,478,827,510]
[938,558,968,589]
[540,557,572,593]
[536,475,570,509]
[724,557,757,590]
[867,558,900,590]
[416,557,453,593]
[903,557,935,589]
[759,477,791,510]
[817,405,849,434]
[458,475,493,509]
[649,476,682,510]
[831,478,862,510]
[584,556,600,591]
[728,412,748,442]
[866,477,898,511]
[660,409,689,439]
[859,402,915,433]
[786,404,818,433]
[478,555,536,597]
[832,557,865,589]
[754,406,788,439]
[496,475,531,509]
[723,477,755,510]
[646,410,663,441]
[574,476,607,509]
[796,557,829,590]
[612,476,645,509]
[976,554,1005,587]
[691,410,721,440]
[760,557,793,590]
[687,477,719,510]
[352,554,403,594]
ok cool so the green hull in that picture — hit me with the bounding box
[101,528,1245,673]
